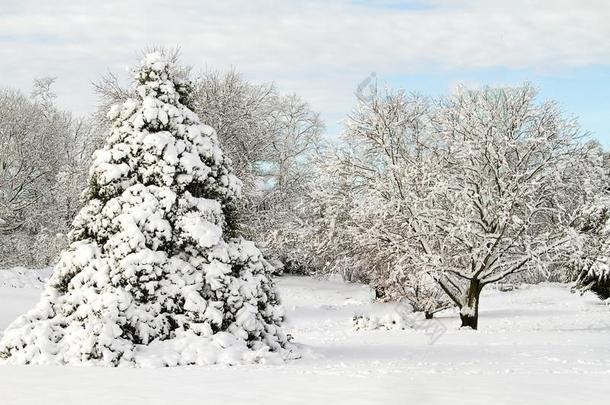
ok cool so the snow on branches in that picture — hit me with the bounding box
[424,86,598,328]
[313,83,605,329]
[570,185,610,300]
[0,51,293,366]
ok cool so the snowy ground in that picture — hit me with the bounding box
[1,270,609,404]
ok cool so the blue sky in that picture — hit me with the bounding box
[1,0,609,146]
[338,64,610,146]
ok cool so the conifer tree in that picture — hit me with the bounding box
[0,51,291,366]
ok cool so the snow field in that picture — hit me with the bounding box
[1,271,609,404]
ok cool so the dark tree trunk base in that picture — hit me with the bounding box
[424,311,434,320]
[460,313,478,329]
[459,279,483,330]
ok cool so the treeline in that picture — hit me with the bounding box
[1,54,609,329]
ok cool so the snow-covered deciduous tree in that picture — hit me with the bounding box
[406,85,595,329]
[338,87,452,316]
[314,83,599,327]
[303,88,451,316]
[193,73,323,273]
[249,94,322,273]
[0,80,95,267]
[0,51,292,366]
[303,147,365,281]
[191,68,277,190]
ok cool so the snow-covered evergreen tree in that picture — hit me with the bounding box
[0,51,292,366]
[94,67,323,276]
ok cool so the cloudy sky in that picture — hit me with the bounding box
[1,0,609,145]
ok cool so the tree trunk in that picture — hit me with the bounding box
[374,286,386,300]
[424,311,433,320]
[459,279,482,330]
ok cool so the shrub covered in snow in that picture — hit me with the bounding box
[352,313,412,331]
[0,51,293,366]
[571,194,610,300]
[352,304,448,344]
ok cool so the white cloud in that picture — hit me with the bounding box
[1,0,609,131]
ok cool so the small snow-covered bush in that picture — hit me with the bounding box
[0,50,294,367]
[353,302,424,331]
[353,313,412,331]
